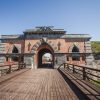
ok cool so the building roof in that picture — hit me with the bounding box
[62,34,91,39]
[0,34,24,40]
[0,26,91,40]
[24,26,66,34]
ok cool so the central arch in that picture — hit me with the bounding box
[37,43,54,68]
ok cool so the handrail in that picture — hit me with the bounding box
[65,63,100,72]
[0,63,26,76]
[0,64,20,67]
[58,63,100,84]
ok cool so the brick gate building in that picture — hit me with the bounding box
[0,26,94,68]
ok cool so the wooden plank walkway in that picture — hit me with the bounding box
[0,68,79,100]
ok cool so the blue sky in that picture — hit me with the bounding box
[0,0,100,40]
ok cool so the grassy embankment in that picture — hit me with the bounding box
[91,41,100,86]
[91,41,100,53]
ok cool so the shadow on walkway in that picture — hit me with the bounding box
[58,69,90,100]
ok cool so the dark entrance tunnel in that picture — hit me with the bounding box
[38,48,54,68]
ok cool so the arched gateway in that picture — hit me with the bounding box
[37,43,54,68]
[0,26,94,68]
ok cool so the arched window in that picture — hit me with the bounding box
[72,45,79,52]
[12,46,19,53]
[12,46,19,61]
[72,45,80,61]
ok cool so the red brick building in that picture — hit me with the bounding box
[0,26,94,68]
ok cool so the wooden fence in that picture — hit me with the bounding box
[0,63,26,76]
[58,63,100,85]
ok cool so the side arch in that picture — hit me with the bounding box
[68,44,80,53]
[7,44,21,53]
[11,45,19,61]
[72,45,79,53]
[12,45,19,53]
[68,44,80,61]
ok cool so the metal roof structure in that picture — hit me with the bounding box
[24,26,66,34]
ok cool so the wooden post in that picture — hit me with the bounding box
[66,63,68,68]
[24,63,26,68]
[18,63,20,70]
[0,70,1,76]
[83,67,86,80]
[64,63,66,69]
[8,65,11,74]
[73,65,75,73]
[67,64,69,69]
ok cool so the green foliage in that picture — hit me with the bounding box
[91,79,100,87]
[91,41,100,53]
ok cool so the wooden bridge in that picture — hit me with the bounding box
[0,63,100,100]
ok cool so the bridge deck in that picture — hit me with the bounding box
[0,69,79,100]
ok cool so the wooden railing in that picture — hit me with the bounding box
[0,63,26,76]
[58,63,100,85]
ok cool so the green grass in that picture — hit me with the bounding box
[91,79,100,87]
[91,41,100,53]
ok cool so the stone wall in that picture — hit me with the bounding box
[85,41,94,67]
[24,55,33,68]
[0,43,6,65]
[54,53,66,68]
